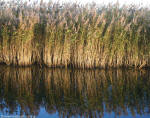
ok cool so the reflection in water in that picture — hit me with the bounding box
[0,66,150,118]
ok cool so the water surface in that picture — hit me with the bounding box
[0,66,150,118]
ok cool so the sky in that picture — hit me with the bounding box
[50,0,149,6]
[53,0,149,5]
[3,0,150,7]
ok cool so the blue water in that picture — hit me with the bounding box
[1,108,150,118]
[36,108,150,118]
[0,66,150,118]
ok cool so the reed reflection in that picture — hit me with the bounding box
[0,66,150,118]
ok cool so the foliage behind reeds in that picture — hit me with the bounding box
[0,1,150,68]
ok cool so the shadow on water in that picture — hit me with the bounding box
[0,65,150,118]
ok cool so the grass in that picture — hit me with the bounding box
[0,1,150,68]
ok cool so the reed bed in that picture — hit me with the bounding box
[0,1,150,68]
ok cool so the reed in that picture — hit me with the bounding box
[0,1,150,68]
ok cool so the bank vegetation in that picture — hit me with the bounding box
[0,1,150,68]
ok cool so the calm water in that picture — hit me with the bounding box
[0,66,150,118]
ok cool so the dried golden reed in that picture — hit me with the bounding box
[0,1,150,68]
